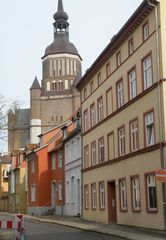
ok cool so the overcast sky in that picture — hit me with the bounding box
[0,0,143,109]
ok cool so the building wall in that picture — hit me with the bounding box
[80,2,166,230]
[65,133,81,216]
[28,146,51,215]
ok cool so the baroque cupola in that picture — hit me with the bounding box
[43,0,79,58]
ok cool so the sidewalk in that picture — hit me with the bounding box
[1,212,166,240]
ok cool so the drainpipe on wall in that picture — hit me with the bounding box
[147,0,166,230]
[80,94,84,219]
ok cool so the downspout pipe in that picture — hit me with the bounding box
[147,0,166,230]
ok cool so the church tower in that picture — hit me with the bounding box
[30,0,82,143]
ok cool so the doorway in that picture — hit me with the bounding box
[107,181,117,223]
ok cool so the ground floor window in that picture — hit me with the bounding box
[84,185,89,209]
[99,182,105,209]
[119,179,127,211]
[146,174,157,211]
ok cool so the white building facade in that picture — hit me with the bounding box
[64,129,82,216]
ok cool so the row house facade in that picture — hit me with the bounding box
[77,0,166,230]
[8,150,27,214]
[27,112,81,216]
[0,153,11,212]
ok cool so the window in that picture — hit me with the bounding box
[106,88,113,116]
[84,88,87,100]
[143,22,149,41]
[117,79,124,108]
[52,82,57,91]
[91,141,96,166]
[99,137,104,163]
[32,159,35,174]
[128,68,137,100]
[90,104,96,128]
[91,184,97,209]
[31,184,36,202]
[128,38,134,55]
[106,62,111,77]
[145,111,155,146]
[84,109,89,132]
[59,81,64,90]
[51,153,56,170]
[58,149,62,168]
[58,181,63,200]
[66,181,69,203]
[131,177,140,210]
[98,73,102,86]
[119,179,127,211]
[116,51,121,67]
[84,185,89,209]
[118,126,125,156]
[107,132,115,160]
[84,145,89,168]
[98,97,104,122]
[90,81,94,93]
[99,182,105,209]
[71,177,75,203]
[130,119,139,152]
[143,55,152,90]
[146,174,157,211]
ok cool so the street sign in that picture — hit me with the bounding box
[155,169,166,182]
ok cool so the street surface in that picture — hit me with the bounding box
[25,220,123,240]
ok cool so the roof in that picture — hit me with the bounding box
[77,0,159,89]
[9,108,30,129]
[30,76,41,90]
[0,154,12,164]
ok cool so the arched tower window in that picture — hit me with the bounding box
[47,81,51,91]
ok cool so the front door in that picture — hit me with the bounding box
[107,181,117,223]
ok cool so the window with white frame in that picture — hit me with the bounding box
[143,55,152,90]
[99,182,105,209]
[143,22,149,41]
[98,97,104,122]
[116,51,121,67]
[146,174,157,210]
[99,137,104,163]
[84,185,89,209]
[84,145,89,168]
[51,152,56,170]
[131,177,140,210]
[119,179,127,210]
[32,159,35,174]
[91,142,96,166]
[145,112,155,146]
[117,80,124,108]
[129,38,134,55]
[90,104,96,127]
[91,184,97,209]
[130,119,138,152]
[31,184,36,202]
[58,181,63,200]
[84,110,89,132]
[129,68,136,99]
[118,127,125,156]
[58,149,63,168]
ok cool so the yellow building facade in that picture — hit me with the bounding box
[0,155,11,212]
[8,151,27,214]
[77,0,166,230]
